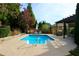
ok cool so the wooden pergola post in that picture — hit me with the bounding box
[56,23,58,35]
[63,22,67,38]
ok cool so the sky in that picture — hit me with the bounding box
[20,3,76,25]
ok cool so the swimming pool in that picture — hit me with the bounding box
[21,35,54,44]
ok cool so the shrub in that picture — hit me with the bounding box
[11,29,21,35]
[0,26,10,38]
[69,47,79,56]
[41,24,50,33]
[68,29,75,37]
[70,29,75,35]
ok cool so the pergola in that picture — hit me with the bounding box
[56,14,75,24]
[56,14,76,38]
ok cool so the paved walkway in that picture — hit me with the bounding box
[0,34,77,56]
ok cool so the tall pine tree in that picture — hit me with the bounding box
[26,3,36,29]
[19,3,36,33]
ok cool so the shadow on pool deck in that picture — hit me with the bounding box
[37,37,77,56]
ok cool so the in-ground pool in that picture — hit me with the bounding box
[21,35,54,44]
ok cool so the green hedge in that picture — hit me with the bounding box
[69,47,79,56]
[0,26,10,38]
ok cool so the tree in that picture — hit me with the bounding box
[19,3,36,33]
[33,20,37,28]
[41,24,50,33]
[0,3,20,30]
[7,3,20,30]
[18,12,28,33]
[0,4,9,25]
[38,21,51,33]
[25,3,36,29]
[38,22,42,30]
[38,21,46,30]
[75,3,79,45]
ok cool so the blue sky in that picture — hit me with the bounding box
[20,3,76,25]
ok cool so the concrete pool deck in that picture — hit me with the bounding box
[0,34,77,56]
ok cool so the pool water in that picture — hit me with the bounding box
[21,35,53,44]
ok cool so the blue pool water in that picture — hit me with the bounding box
[21,35,54,44]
